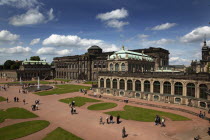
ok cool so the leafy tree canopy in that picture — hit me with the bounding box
[30,56,40,61]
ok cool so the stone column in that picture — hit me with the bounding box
[150,80,154,93]
[196,83,200,98]
[117,78,120,90]
[104,78,106,88]
[160,81,163,94]
[98,77,100,88]
[125,79,127,91]
[111,78,113,89]
[141,80,144,92]
[133,79,135,92]
[183,82,187,96]
[171,81,174,95]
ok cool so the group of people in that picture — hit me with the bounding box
[31,100,40,111]
[100,114,121,124]
[155,115,165,127]
[198,111,206,118]
[0,85,8,91]
[79,89,87,95]
[69,101,77,114]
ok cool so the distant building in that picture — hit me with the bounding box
[191,40,210,73]
[53,46,169,81]
[0,60,52,81]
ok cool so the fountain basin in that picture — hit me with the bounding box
[27,85,53,92]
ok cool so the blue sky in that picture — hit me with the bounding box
[0,0,210,65]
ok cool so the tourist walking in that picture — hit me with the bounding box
[110,115,114,124]
[99,116,104,125]
[14,97,16,102]
[161,118,165,127]
[6,97,8,103]
[106,116,109,124]
[122,127,126,138]
[117,114,120,124]
[71,107,74,115]
[16,97,19,102]
[23,99,26,105]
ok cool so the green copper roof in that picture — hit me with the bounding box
[22,60,49,65]
[109,49,153,61]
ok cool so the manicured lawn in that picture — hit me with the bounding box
[0,96,6,102]
[88,102,117,110]
[105,105,190,122]
[0,120,50,140]
[0,107,38,123]
[59,96,101,107]
[84,81,97,85]
[43,127,83,140]
[36,84,90,96]
[54,78,71,82]
[4,81,53,84]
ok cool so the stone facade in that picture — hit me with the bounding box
[97,72,210,109]
[54,46,169,81]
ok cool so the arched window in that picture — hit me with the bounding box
[120,79,125,90]
[113,79,117,89]
[174,82,183,95]
[106,79,110,88]
[110,64,113,71]
[199,84,208,99]
[135,80,141,91]
[100,78,104,88]
[187,83,195,97]
[121,63,125,71]
[115,63,119,71]
[163,81,171,94]
[153,81,160,93]
[127,80,133,91]
[144,80,150,92]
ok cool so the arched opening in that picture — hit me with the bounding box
[127,80,133,91]
[100,78,104,88]
[113,79,117,89]
[121,63,125,71]
[135,80,141,91]
[199,84,208,99]
[106,79,110,88]
[187,83,195,97]
[120,79,125,90]
[144,80,150,93]
[115,63,119,71]
[174,82,183,95]
[110,64,113,71]
[153,81,160,93]
[163,81,171,94]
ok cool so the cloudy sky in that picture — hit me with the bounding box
[0,0,210,65]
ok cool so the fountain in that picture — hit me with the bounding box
[37,76,40,89]
[20,77,22,85]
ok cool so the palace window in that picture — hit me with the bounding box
[106,79,110,88]
[163,81,171,94]
[153,81,160,93]
[100,78,104,88]
[120,79,125,90]
[110,64,113,71]
[121,63,125,71]
[187,83,195,97]
[199,84,208,99]
[174,82,183,96]
[144,81,150,93]
[135,80,141,91]
[115,63,119,71]
[113,79,117,89]
[127,80,133,91]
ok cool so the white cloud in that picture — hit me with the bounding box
[180,26,210,43]
[138,34,149,39]
[43,34,103,47]
[36,47,71,56]
[9,8,54,26]
[0,30,19,43]
[169,57,190,65]
[151,22,177,30]
[30,38,40,45]
[0,46,31,54]
[43,34,120,53]
[96,8,128,21]
[106,19,129,29]
[141,38,174,47]
[0,0,40,9]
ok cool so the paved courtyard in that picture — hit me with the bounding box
[0,79,210,140]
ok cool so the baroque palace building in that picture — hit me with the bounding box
[53,45,169,81]
[96,47,210,109]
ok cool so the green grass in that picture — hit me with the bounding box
[36,84,90,96]
[0,96,6,102]
[0,107,38,123]
[84,81,97,84]
[4,81,53,84]
[88,102,117,110]
[59,96,101,107]
[54,78,71,82]
[43,127,83,140]
[0,120,50,140]
[105,105,190,122]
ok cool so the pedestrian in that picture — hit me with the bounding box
[73,107,76,114]
[6,97,8,103]
[100,116,104,125]
[23,99,26,105]
[14,97,16,102]
[110,115,114,124]
[117,114,120,124]
[16,97,19,102]
[71,107,74,115]
[72,101,75,107]
[161,118,165,127]
[106,116,109,124]
[122,127,126,138]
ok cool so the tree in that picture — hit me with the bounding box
[30,56,40,61]
[3,60,15,69]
